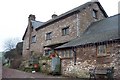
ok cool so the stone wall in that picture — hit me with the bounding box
[29,2,106,55]
[59,43,120,78]
[22,2,106,60]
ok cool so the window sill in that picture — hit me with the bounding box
[45,39,52,41]
[31,42,36,44]
[62,34,69,36]
[97,54,110,57]
[60,57,73,60]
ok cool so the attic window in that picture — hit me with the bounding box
[92,9,98,19]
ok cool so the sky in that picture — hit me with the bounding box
[0,0,119,52]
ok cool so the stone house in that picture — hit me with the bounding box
[22,1,108,60]
[55,14,120,78]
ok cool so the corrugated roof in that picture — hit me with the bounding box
[36,1,108,30]
[56,14,120,49]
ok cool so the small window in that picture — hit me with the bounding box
[32,35,36,43]
[65,50,68,57]
[61,50,65,57]
[46,32,52,40]
[97,45,107,56]
[69,50,73,57]
[61,50,73,58]
[30,51,33,56]
[92,9,98,19]
[62,27,69,36]
[44,50,51,56]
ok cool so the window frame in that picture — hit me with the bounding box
[31,35,36,43]
[46,32,52,40]
[97,45,107,56]
[44,50,51,56]
[62,26,69,36]
[92,9,98,19]
[60,49,73,58]
[69,49,73,57]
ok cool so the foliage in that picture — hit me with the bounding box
[3,38,22,60]
[3,59,11,68]
[4,38,21,51]
[4,49,16,59]
[40,56,51,60]
[3,41,23,69]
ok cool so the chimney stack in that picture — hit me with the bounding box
[52,14,58,19]
[28,14,36,21]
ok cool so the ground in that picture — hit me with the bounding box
[1,67,65,79]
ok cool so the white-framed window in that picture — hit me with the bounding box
[97,45,107,56]
[46,32,52,40]
[32,35,36,43]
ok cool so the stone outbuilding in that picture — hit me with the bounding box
[55,14,120,78]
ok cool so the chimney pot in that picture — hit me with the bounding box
[52,14,58,18]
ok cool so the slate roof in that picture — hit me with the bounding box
[23,1,108,40]
[31,20,44,29]
[56,14,120,49]
[36,1,108,30]
[22,20,44,40]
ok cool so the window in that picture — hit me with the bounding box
[92,9,98,19]
[69,50,73,57]
[62,27,69,36]
[61,51,65,57]
[32,35,36,43]
[46,32,52,40]
[65,50,68,57]
[97,45,107,56]
[30,51,35,56]
[61,50,73,58]
[44,50,51,56]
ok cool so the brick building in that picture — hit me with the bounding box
[22,1,108,60]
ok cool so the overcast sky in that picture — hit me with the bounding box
[0,0,119,52]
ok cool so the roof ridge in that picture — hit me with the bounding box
[108,13,120,18]
[36,1,99,30]
[31,20,44,23]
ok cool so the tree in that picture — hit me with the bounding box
[4,38,21,51]
[3,38,23,69]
